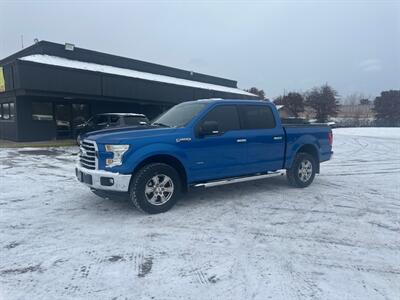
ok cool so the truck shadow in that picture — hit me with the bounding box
[181,175,290,205]
[89,174,299,214]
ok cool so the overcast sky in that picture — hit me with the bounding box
[1,0,399,99]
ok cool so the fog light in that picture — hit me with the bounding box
[100,177,114,186]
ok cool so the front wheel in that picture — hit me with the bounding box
[129,163,181,214]
[286,153,316,188]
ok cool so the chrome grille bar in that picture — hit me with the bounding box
[79,140,98,170]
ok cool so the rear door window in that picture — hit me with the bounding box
[239,105,276,129]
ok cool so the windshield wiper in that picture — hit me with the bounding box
[152,122,170,128]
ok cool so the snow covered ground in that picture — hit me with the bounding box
[1,128,399,300]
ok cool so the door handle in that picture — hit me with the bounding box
[236,138,247,143]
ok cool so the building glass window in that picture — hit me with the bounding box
[9,102,15,120]
[32,102,53,121]
[2,103,9,120]
[0,102,16,120]
[55,104,71,137]
[72,104,90,127]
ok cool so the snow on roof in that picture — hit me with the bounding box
[19,54,255,97]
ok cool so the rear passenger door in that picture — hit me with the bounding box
[239,105,285,173]
[188,105,247,182]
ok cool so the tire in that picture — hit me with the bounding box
[286,153,316,188]
[129,163,181,214]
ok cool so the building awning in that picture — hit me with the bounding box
[19,55,255,97]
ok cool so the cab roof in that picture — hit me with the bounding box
[195,98,269,104]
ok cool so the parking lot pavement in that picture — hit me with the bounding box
[1,128,399,300]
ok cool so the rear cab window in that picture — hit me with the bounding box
[239,105,276,129]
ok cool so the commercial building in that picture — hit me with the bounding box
[0,41,256,141]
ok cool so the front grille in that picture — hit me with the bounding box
[79,140,97,170]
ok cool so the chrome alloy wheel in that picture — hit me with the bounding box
[298,159,313,183]
[144,174,174,205]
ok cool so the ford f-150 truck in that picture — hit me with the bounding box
[76,99,333,214]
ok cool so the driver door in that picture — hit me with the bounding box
[187,105,247,182]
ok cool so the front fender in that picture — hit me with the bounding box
[122,143,189,174]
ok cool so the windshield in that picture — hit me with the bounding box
[152,102,207,127]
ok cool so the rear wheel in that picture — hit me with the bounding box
[129,163,181,214]
[286,153,316,188]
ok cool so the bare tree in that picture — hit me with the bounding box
[246,87,265,99]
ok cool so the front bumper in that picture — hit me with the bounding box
[75,165,131,192]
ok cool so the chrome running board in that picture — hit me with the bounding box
[193,171,285,188]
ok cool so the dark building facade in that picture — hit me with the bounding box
[0,41,256,141]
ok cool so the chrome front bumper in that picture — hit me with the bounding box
[75,165,131,192]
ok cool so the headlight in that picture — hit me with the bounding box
[105,144,130,167]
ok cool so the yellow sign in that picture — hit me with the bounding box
[0,67,5,92]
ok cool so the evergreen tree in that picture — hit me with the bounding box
[305,84,339,122]
[373,90,400,126]
[274,92,305,117]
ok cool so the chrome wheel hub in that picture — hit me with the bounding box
[145,174,174,205]
[298,159,313,182]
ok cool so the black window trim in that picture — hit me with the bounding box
[195,103,277,136]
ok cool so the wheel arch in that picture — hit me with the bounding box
[295,144,320,173]
[133,154,188,191]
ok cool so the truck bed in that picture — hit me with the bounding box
[283,124,333,169]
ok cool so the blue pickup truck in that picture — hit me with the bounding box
[76,99,333,214]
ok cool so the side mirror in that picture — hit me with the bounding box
[199,120,219,137]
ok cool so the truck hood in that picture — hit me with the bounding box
[83,125,180,144]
